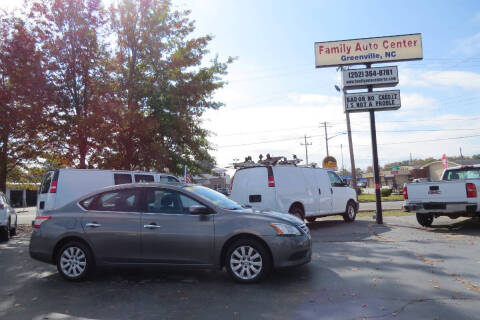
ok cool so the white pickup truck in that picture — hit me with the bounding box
[403,165,480,227]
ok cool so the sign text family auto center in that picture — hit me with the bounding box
[314,33,422,68]
[314,33,423,224]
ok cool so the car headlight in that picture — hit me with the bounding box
[270,223,301,236]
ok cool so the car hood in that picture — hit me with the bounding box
[238,208,303,225]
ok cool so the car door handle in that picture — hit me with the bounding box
[144,224,161,229]
[85,223,101,228]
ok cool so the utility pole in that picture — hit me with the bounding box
[322,122,329,156]
[346,111,357,189]
[460,147,464,159]
[300,135,312,166]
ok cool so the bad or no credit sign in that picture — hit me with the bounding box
[344,90,401,113]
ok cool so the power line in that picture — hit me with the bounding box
[354,133,480,147]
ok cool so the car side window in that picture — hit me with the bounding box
[179,194,203,214]
[135,174,154,183]
[91,189,140,212]
[145,189,183,214]
[328,171,344,186]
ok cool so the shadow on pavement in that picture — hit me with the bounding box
[428,217,480,236]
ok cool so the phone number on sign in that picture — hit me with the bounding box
[347,69,393,78]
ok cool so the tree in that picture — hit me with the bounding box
[0,13,50,193]
[100,0,233,175]
[30,0,112,168]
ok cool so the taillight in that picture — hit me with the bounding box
[33,216,51,228]
[267,167,275,187]
[49,180,57,193]
[403,186,408,200]
[466,183,477,198]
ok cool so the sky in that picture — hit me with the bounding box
[3,0,480,174]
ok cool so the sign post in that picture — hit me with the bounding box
[314,33,423,224]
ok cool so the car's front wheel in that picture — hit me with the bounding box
[225,239,271,283]
[56,241,94,281]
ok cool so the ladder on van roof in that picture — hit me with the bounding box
[232,154,303,169]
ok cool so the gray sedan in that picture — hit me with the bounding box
[30,183,311,283]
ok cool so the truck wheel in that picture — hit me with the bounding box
[343,201,357,222]
[289,204,304,221]
[416,213,434,227]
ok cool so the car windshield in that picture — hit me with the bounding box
[443,167,480,180]
[184,185,242,210]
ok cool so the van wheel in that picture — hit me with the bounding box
[416,213,433,227]
[343,202,356,222]
[289,204,304,221]
[225,238,271,283]
[57,241,94,281]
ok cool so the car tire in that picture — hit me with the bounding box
[56,241,94,281]
[10,218,16,236]
[225,238,272,283]
[306,217,316,223]
[343,201,357,222]
[416,213,433,227]
[0,220,10,242]
[289,204,304,221]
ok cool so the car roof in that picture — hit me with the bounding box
[77,182,195,201]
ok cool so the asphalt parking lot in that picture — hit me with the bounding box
[1,215,480,320]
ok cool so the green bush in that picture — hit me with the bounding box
[381,188,392,197]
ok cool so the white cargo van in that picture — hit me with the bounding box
[37,169,179,215]
[230,165,358,222]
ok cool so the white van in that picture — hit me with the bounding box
[230,165,358,222]
[37,169,179,215]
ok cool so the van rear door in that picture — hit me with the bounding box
[230,167,276,210]
[37,170,57,215]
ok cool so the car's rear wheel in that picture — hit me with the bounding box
[57,241,94,281]
[0,220,10,242]
[225,239,271,283]
[343,201,357,222]
[10,218,16,237]
[289,204,304,221]
[416,213,434,227]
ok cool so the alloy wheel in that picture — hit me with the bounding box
[60,246,87,278]
[230,245,263,280]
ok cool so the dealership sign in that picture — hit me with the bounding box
[314,34,422,68]
[344,90,401,113]
[342,66,398,89]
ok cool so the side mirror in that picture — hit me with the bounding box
[189,205,212,215]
